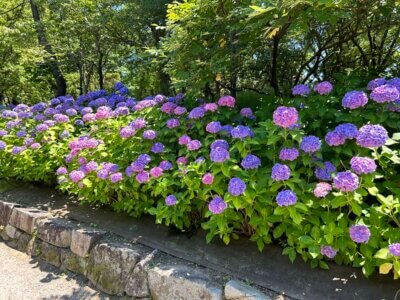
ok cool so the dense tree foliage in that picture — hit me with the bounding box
[0,0,399,103]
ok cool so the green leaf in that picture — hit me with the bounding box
[288,207,302,224]
[299,235,314,245]
[374,248,389,259]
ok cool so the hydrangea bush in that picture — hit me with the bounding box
[1,79,400,278]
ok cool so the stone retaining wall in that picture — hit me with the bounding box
[0,200,277,300]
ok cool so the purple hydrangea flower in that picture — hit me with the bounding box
[241,154,261,170]
[356,124,388,148]
[130,160,145,172]
[300,136,321,153]
[240,108,254,118]
[178,135,191,145]
[187,140,202,151]
[36,124,49,132]
[81,107,93,115]
[120,126,136,139]
[313,182,332,198]
[202,173,214,185]
[350,157,377,175]
[114,106,129,116]
[367,78,386,90]
[220,125,233,136]
[273,106,299,128]
[165,195,177,206]
[211,139,229,150]
[137,154,151,165]
[208,196,227,214]
[271,163,291,181]
[370,84,399,103]
[276,190,297,206]
[16,130,27,138]
[83,113,96,122]
[66,108,77,116]
[325,131,346,146]
[125,166,134,177]
[210,147,230,163]
[389,243,400,257]
[166,118,180,129]
[176,156,188,165]
[159,160,172,170]
[188,107,205,119]
[56,166,68,175]
[69,170,85,183]
[161,102,177,114]
[0,141,6,150]
[320,245,337,258]
[315,161,336,181]
[110,172,123,183]
[136,171,150,183]
[206,121,222,133]
[204,103,219,112]
[292,84,310,96]
[279,148,299,161]
[333,171,359,192]
[349,225,370,243]
[130,118,147,129]
[151,142,165,153]
[12,146,25,155]
[228,177,246,196]
[231,125,253,140]
[314,81,333,95]
[150,167,163,178]
[86,161,98,172]
[53,113,69,123]
[218,95,236,108]
[143,130,157,140]
[30,143,41,149]
[334,123,358,140]
[342,91,368,109]
[174,106,187,115]
[0,130,7,137]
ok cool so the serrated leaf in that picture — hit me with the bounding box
[379,263,393,274]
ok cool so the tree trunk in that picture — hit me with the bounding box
[29,0,67,96]
[270,36,280,96]
[98,53,104,90]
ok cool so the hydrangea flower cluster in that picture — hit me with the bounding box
[356,124,388,148]
[292,84,310,96]
[276,190,297,206]
[300,136,321,153]
[202,173,214,185]
[325,123,358,146]
[370,84,399,103]
[228,177,246,196]
[217,95,236,108]
[349,225,371,243]
[165,195,177,206]
[333,171,359,192]
[350,157,377,175]
[230,125,253,140]
[389,243,400,257]
[241,154,261,170]
[206,121,222,133]
[320,245,337,258]
[342,91,368,109]
[313,182,332,198]
[271,163,291,181]
[314,161,336,181]
[314,81,333,95]
[208,196,227,214]
[279,148,299,161]
[272,106,299,128]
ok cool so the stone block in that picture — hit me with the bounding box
[125,249,158,298]
[0,201,20,227]
[9,207,50,234]
[70,227,106,257]
[37,218,76,248]
[148,264,223,300]
[61,249,88,276]
[224,280,271,300]
[87,242,149,295]
[40,242,62,267]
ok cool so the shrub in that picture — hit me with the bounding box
[1,79,400,278]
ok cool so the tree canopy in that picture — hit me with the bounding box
[0,0,399,103]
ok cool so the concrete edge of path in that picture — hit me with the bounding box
[1,183,399,300]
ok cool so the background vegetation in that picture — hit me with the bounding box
[1,0,399,104]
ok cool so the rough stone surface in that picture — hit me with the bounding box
[71,227,107,257]
[37,218,76,248]
[4,224,21,240]
[125,249,158,298]
[40,242,62,267]
[148,264,223,300]
[87,242,149,295]
[61,249,88,276]
[8,207,50,234]
[0,201,20,227]
[225,280,271,300]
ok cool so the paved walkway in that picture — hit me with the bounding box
[0,242,111,300]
